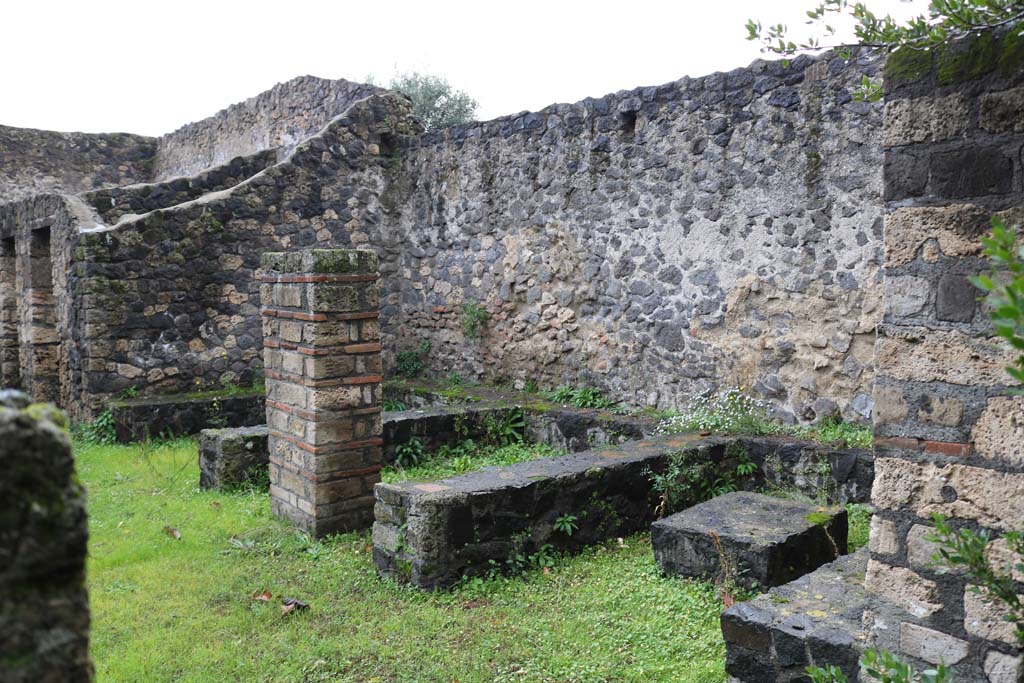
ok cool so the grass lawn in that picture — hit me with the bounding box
[80,438,729,683]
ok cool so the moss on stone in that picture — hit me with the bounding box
[998,29,1024,76]
[804,511,833,527]
[936,32,997,85]
[884,47,933,86]
[22,402,68,429]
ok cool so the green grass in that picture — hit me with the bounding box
[382,442,563,483]
[79,437,728,683]
[846,503,873,552]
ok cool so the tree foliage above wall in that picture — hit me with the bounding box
[388,72,478,131]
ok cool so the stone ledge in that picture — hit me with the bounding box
[111,390,264,442]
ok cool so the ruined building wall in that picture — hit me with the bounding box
[0,125,156,203]
[151,76,382,181]
[387,51,885,422]
[67,94,417,419]
[868,34,1024,682]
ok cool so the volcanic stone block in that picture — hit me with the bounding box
[651,491,847,589]
[0,390,92,682]
[199,425,270,490]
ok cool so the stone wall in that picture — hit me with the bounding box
[151,76,382,181]
[0,124,156,204]
[0,194,96,415]
[385,51,885,423]
[68,93,419,419]
[867,33,1024,682]
[0,393,92,682]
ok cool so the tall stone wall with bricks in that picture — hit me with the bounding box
[261,249,384,537]
[0,392,92,682]
[868,33,1024,682]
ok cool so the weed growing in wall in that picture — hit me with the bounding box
[459,301,490,339]
[395,340,431,378]
[75,409,117,445]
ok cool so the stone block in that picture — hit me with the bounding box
[0,392,92,681]
[651,492,847,589]
[930,146,1014,199]
[198,425,269,490]
[882,95,968,147]
[965,586,1021,645]
[972,396,1024,466]
[873,384,909,425]
[869,515,899,556]
[875,328,1017,386]
[984,650,1023,683]
[898,621,969,665]
[936,274,977,322]
[980,87,1024,133]
[865,559,942,618]
[884,276,930,318]
[919,395,964,428]
[872,457,1024,531]
[885,204,990,267]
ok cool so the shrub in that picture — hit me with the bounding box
[460,301,490,339]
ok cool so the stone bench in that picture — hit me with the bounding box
[198,425,269,490]
[652,491,847,590]
[372,434,726,589]
[112,389,264,442]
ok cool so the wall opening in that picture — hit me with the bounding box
[0,237,20,389]
[23,228,59,402]
[618,111,637,136]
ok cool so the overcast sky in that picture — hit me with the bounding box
[2,0,923,137]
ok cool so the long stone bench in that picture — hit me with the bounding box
[373,434,711,589]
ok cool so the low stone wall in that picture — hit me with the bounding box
[383,403,522,463]
[0,391,92,682]
[111,390,264,442]
[372,432,869,589]
[199,425,270,490]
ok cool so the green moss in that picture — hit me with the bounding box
[937,32,996,85]
[804,511,833,527]
[884,47,933,85]
[22,402,68,429]
[998,29,1024,76]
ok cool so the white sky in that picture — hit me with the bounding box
[1,0,924,136]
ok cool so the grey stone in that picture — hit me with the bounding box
[651,492,848,589]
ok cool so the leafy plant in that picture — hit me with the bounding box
[646,448,744,518]
[460,301,490,339]
[971,216,1024,387]
[396,340,431,378]
[395,437,425,469]
[808,648,952,682]
[542,385,618,409]
[483,409,525,446]
[554,514,579,537]
[383,398,408,411]
[928,514,1024,645]
[446,372,464,387]
[77,409,117,445]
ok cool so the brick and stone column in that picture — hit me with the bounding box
[0,391,92,682]
[868,35,1024,681]
[260,249,383,537]
[0,237,20,388]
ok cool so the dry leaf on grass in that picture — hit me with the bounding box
[251,590,273,602]
[163,525,181,541]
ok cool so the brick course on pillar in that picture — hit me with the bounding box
[259,249,383,537]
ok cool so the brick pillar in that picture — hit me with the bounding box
[260,249,383,537]
[868,35,1024,679]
